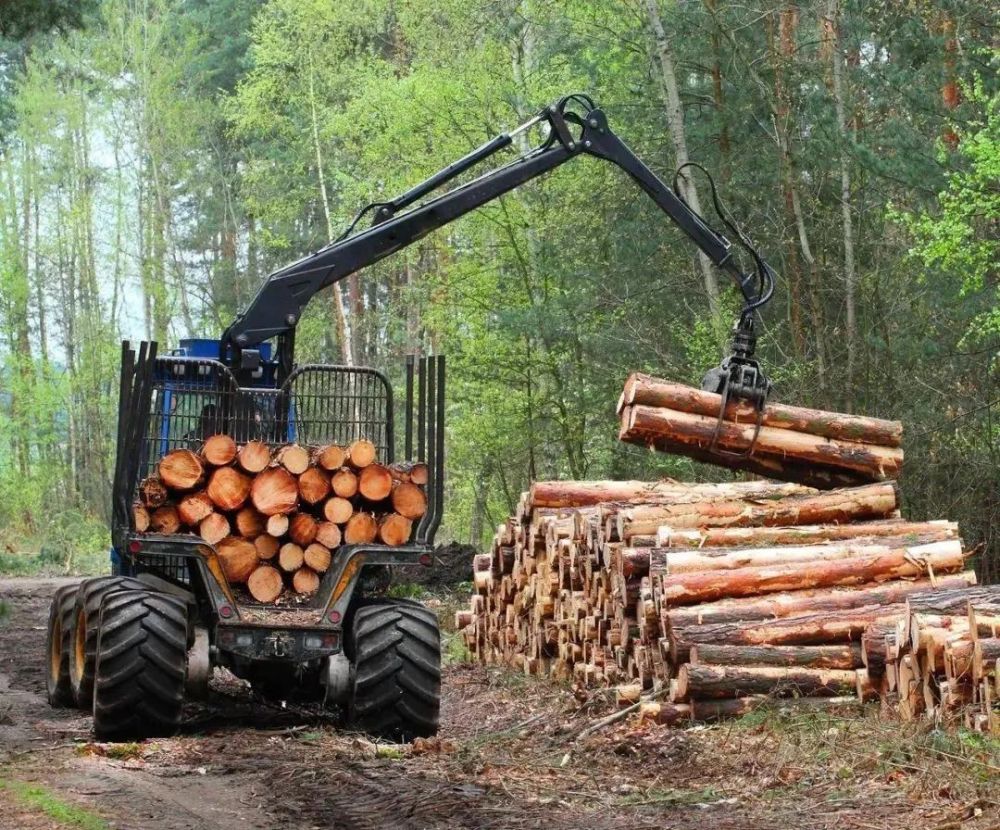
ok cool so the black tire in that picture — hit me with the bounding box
[92,589,188,741]
[348,599,441,742]
[45,585,78,706]
[69,576,145,709]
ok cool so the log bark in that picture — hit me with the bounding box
[251,467,299,515]
[620,404,903,482]
[199,512,230,545]
[348,439,377,469]
[676,663,860,700]
[647,535,955,576]
[216,537,258,583]
[391,482,428,520]
[316,444,346,471]
[266,514,289,537]
[344,512,378,544]
[138,477,168,508]
[390,461,429,485]
[529,479,812,509]
[288,512,318,547]
[378,513,412,546]
[237,440,271,473]
[665,573,976,628]
[658,540,965,606]
[619,374,902,446]
[207,467,252,511]
[670,604,907,662]
[359,463,393,501]
[202,434,237,466]
[618,482,899,539]
[691,695,860,722]
[150,504,180,534]
[323,496,354,524]
[298,467,331,505]
[331,468,359,498]
[177,491,214,526]
[689,643,862,670]
[278,543,304,572]
[158,449,204,490]
[132,503,150,532]
[304,543,332,573]
[638,701,692,725]
[861,623,896,677]
[906,586,1000,617]
[254,534,280,560]
[656,520,956,550]
[276,444,310,475]
[247,565,283,603]
[315,521,342,549]
[234,507,266,538]
[292,567,320,594]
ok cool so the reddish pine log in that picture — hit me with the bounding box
[618,373,903,447]
[619,404,903,484]
[689,643,862,670]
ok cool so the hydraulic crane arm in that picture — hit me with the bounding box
[221,93,776,404]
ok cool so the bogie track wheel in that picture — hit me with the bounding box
[69,576,146,709]
[348,599,441,742]
[45,585,78,706]
[92,589,188,741]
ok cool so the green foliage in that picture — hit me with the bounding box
[0,0,998,572]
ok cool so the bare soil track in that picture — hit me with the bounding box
[2,577,999,830]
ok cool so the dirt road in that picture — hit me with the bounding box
[2,577,998,830]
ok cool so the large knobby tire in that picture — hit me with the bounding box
[92,589,188,741]
[45,585,78,706]
[348,599,441,742]
[69,576,145,709]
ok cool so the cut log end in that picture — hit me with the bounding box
[344,512,378,545]
[378,513,412,546]
[207,467,253,512]
[216,537,258,584]
[276,444,311,475]
[247,565,283,603]
[288,512,318,547]
[158,449,204,491]
[392,482,427,520]
[323,496,354,524]
[316,444,347,471]
[331,468,359,499]
[304,543,332,573]
[298,466,331,505]
[251,467,299,516]
[199,513,230,545]
[359,464,393,502]
[292,567,320,595]
[278,543,304,573]
[238,440,271,474]
[202,433,237,466]
[348,439,377,469]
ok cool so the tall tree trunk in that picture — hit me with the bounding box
[826,0,856,411]
[307,50,353,365]
[643,0,721,320]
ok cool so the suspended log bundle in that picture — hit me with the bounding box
[132,437,429,604]
[617,374,903,489]
[458,475,979,725]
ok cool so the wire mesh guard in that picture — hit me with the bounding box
[138,360,393,481]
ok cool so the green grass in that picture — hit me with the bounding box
[0,548,107,578]
[616,786,722,807]
[0,779,109,830]
[387,582,426,600]
[0,601,9,622]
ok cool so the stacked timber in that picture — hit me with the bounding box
[617,373,903,488]
[133,437,428,603]
[865,586,1000,731]
[458,477,977,724]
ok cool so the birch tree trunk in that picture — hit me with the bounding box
[826,0,856,411]
[307,50,354,365]
[642,0,721,319]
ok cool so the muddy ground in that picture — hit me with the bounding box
[2,577,999,830]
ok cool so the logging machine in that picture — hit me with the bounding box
[43,93,777,742]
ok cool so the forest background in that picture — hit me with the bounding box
[0,0,997,576]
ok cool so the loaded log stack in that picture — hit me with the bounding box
[458,374,999,731]
[134,437,428,603]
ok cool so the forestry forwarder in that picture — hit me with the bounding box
[43,93,777,742]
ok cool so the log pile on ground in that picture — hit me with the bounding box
[133,437,428,603]
[617,373,903,488]
[457,477,986,725]
[865,586,1000,731]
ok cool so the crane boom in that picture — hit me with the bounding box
[221,93,776,406]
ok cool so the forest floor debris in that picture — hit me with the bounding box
[3,577,1000,829]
